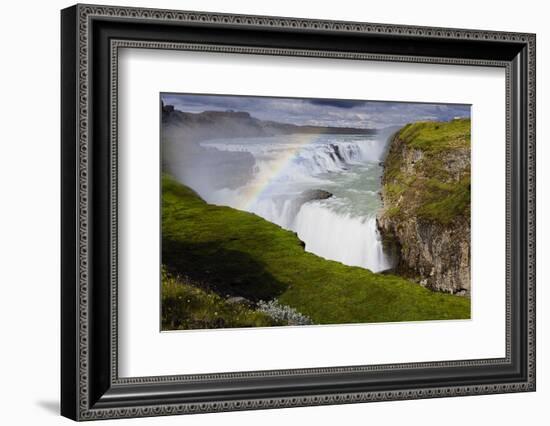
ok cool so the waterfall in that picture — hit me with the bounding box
[294,201,391,272]
[203,137,368,179]
[247,196,392,273]
[197,132,395,272]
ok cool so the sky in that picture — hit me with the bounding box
[161,93,471,129]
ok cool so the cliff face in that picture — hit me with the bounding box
[377,119,471,295]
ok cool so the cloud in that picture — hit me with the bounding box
[161,93,471,129]
[308,99,367,108]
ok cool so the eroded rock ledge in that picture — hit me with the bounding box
[377,119,471,296]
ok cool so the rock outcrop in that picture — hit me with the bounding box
[377,119,471,295]
[299,189,333,203]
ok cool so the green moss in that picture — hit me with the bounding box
[162,267,279,330]
[381,119,471,225]
[398,118,470,153]
[417,177,471,224]
[385,205,402,219]
[385,182,406,199]
[382,144,405,184]
[162,174,470,327]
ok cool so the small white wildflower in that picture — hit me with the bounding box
[256,299,313,325]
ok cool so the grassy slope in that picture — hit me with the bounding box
[383,119,471,225]
[162,268,279,330]
[398,118,470,153]
[162,175,470,325]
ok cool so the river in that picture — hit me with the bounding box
[197,130,396,272]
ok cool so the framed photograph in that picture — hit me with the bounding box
[61,4,536,421]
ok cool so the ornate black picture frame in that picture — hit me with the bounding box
[61,4,536,421]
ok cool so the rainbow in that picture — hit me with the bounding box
[235,133,323,211]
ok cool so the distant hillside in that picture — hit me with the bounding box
[162,103,376,142]
[161,103,378,196]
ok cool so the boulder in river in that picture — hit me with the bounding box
[299,189,333,203]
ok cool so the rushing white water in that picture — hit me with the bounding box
[197,130,396,272]
[294,202,392,270]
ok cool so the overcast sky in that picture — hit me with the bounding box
[161,93,470,129]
